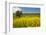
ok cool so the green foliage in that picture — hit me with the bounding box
[16,10,22,17]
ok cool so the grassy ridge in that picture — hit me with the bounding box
[13,15,40,28]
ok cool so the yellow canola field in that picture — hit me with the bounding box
[13,16,40,28]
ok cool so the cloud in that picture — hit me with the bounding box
[13,7,22,13]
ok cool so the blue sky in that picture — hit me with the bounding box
[19,7,40,13]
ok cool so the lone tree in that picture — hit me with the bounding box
[16,10,22,17]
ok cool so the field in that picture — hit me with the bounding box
[13,14,40,28]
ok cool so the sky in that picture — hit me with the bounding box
[19,7,40,13]
[13,7,40,13]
